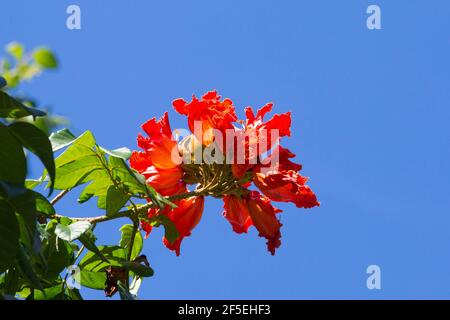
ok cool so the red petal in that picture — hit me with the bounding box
[246,191,282,255]
[222,196,253,234]
[254,171,320,209]
[172,98,188,115]
[129,151,152,173]
[202,90,219,100]
[245,106,256,123]
[264,112,291,137]
[257,146,302,173]
[256,103,273,121]
[161,196,205,256]
[142,165,185,196]
[174,91,237,145]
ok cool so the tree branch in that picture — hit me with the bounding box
[50,189,206,224]
[50,189,70,205]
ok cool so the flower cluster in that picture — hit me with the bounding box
[130,91,319,256]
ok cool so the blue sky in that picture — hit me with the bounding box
[2,0,450,299]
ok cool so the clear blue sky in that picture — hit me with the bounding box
[2,0,450,299]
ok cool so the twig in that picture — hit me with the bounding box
[50,189,69,205]
[50,189,207,224]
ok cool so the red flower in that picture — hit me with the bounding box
[173,90,237,145]
[254,170,319,209]
[133,90,319,256]
[222,193,283,255]
[143,196,205,256]
[131,112,186,196]
[137,112,181,170]
[141,165,185,196]
[252,145,319,208]
[129,151,152,173]
[231,103,292,179]
[246,191,282,255]
[245,103,291,144]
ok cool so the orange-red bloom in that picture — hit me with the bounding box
[246,191,282,255]
[254,170,319,209]
[223,192,282,255]
[143,196,205,256]
[142,165,185,196]
[133,90,319,256]
[173,90,237,145]
[137,112,181,170]
[131,112,185,196]
[231,103,292,179]
[222,195,253,234]
[245,103,291,138]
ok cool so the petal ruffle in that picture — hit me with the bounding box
[222,195,253,234]
[254,170,319,209]
[142,165,185,196]
[172,91,237,146]
[246,191,282,255]
[145,196,205,256]
[136,112,181,170]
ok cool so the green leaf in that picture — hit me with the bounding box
[49,128,77,151]
[0,200,20,273]
[16,244,43,290]
[0,181,27,198]
[51,131,101,190]
[0,123,26,185]
[106,185,130,215]
[2,268,20,295]
[16,212,34,251]
[78,230,107,262]
[117,281,137,300]
[79,270,106,290]
[121,261,153,278]
[148,214,179,245]
[8,122,56,194]
[78,170,111,206]
[2,73,19,89]
[110,159,171,209]
[66,288,83,300]
[19,63,41,80]
[25,178,43,189]
[0,90,46,119]
[6,42,24,61]
[53,156,102,190]
[42,236,74,278]
[100,146,132,160]
[119,224,143,260]
[7,190,37,245]
[54,132,96,165]
[79,246,127,272]
[55,221,92,242]
[34,192,55,216]
[33,47,58,69]
[73,131,96,148]
[33,285,65,300]
[108,157,147,196]
[55,144,95,168]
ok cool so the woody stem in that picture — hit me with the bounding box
[50,189,207,224]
